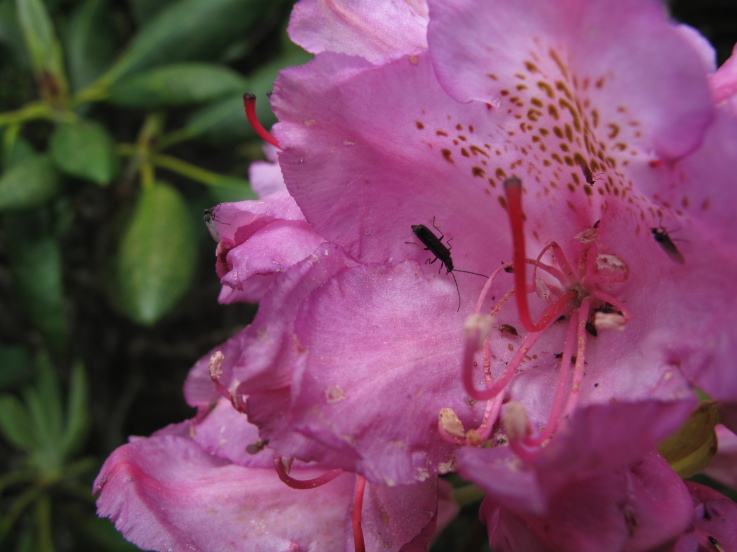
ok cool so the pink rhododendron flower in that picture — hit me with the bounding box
[231,0,737,491]
[97,0,737,549]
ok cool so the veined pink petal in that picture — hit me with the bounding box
[272,52,511,272]
[288,0,428,63]
[209,190,326,304]
[457,400,696,515]
[94,435,354,552]
[428,0,713,159]
[479,451,692,552]
[246,261,486,484]
[96,398,451,552]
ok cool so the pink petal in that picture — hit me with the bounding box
[428,0,713,159]
[96,400,449,552]
[272,52,511,273]
[457,400,696,514]
[249,144,286,197]
[210,191,326,304]
[249,161,286,197]
[593,203,737,399]
[288,0,428,64]
[251,262,485,484]
[679,482,737,552]
[219,220,326,303]
[480,451,692,552]
[94,435,355,552]
[186,246,356,408]
[229,244,356,394]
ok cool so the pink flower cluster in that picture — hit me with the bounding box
[95,0,737,550]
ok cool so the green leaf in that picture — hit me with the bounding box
[108,63,247,108]
[32,353,63,442]
[15,0,67,94]
[3,211,67,354]
[59,360,88,458]
[65,0,118,91]
[23,386,58,464]
[114,182,197,325]
[0,395,35,450]
[50,120,118,185]
[102,0,273,85]
[0,154,60,211]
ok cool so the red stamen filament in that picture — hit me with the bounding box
[464,321,549,401]
[524,312,579,447]
[352,476,367,552]
[243,93,281,149]
[272,455,343,489]
[562,296,593,418]
[210,375,231,402]
[533,242,573,288]
[504,178,577,332]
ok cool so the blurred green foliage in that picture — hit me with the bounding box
[0,0,306,549]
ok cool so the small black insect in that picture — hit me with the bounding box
[245,439,269,455]
[651,223,685,265]
[593,302,621,316]
[409,217,487,311]
[499,324,519,337]
[585,321,598,337]
[577,158,595,185]
[576,156,602,186]
[204,205,226,241]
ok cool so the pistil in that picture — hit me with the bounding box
[504,178,577,332]
[243,93,281,148]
